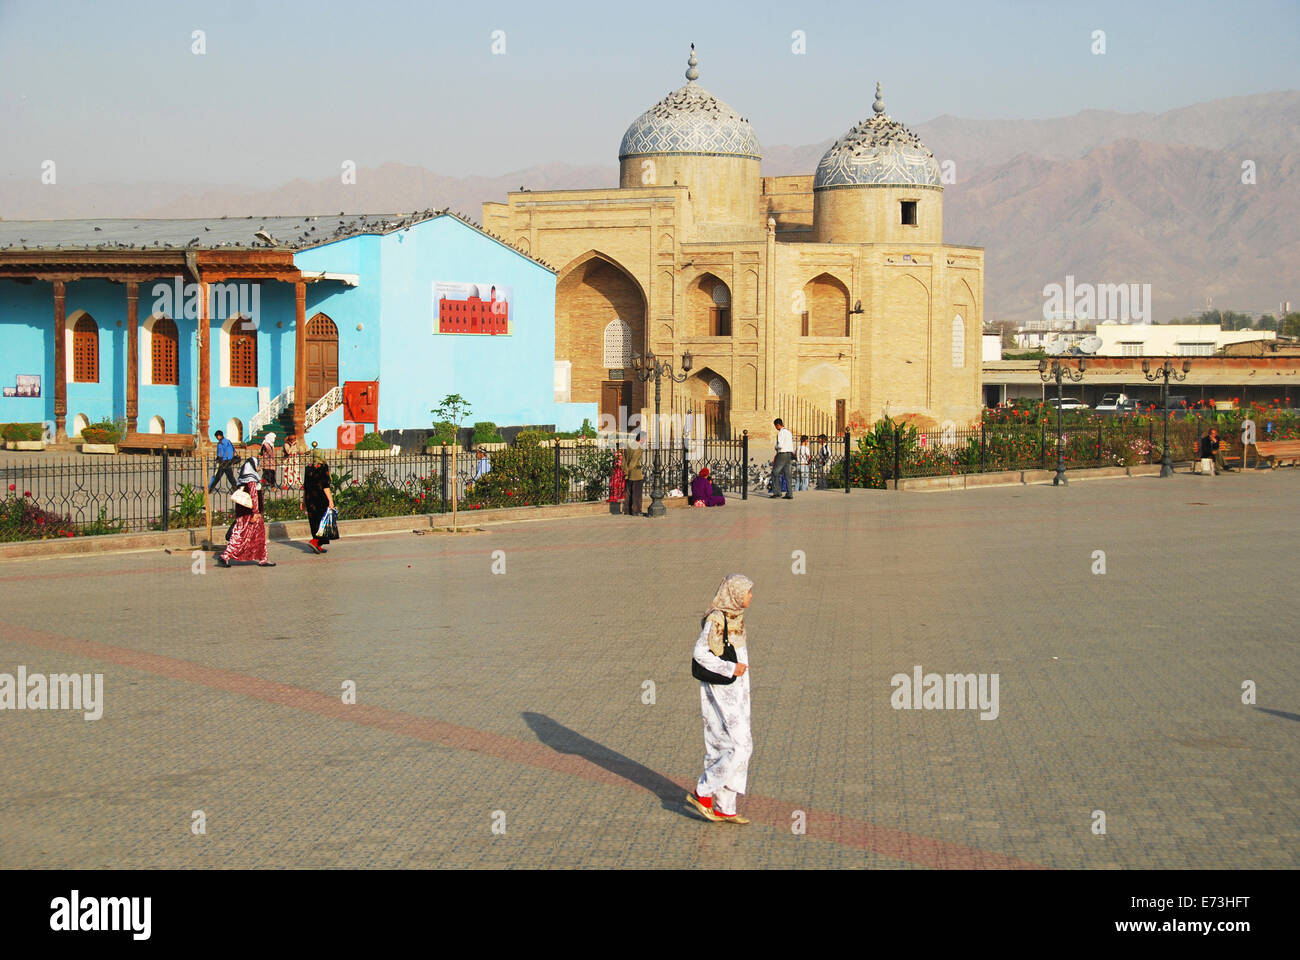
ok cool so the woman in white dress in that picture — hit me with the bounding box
[687,573,754,825]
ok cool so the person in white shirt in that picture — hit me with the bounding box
[796,435,811,491]
[771,419,795,499]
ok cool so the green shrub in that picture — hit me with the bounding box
[466,441,567,508]
[426,421,456,446]
[513,430,551,448]
[82,418,125,443]
[471,421,504,444]
[353,431,391,451]
[555,418,597,440]
[1,422,43,442]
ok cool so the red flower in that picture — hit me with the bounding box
[7,484,13,491]
[65,531,74,538]
[23,491,30,497]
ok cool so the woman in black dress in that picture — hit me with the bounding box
[302,458,336,554]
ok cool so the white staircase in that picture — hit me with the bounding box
[250,386,294,437]
[305,385,343,430]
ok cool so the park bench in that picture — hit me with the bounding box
[118,432,196,454]
[1255,440,1300,469]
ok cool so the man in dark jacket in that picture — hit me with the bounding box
[1198,427,1230,473]
[624,431,645,516]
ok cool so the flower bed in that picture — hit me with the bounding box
[0,487,125,542]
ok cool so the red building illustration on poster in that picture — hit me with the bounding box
[436,282,510,335]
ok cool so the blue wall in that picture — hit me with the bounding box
[0,214,594,443]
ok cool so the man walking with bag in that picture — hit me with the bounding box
[624,430,645,517]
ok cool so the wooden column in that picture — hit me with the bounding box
[125,281,139,433]
[197,280,210,442]
[53,280,68,442]
[294,281,306,440]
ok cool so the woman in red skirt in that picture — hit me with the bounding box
[608,450,626,505]
[217,458,275,567]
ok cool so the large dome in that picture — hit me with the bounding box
[619,46,762,161]
[814,83,941,189]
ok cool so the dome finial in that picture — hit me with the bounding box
[872,81,886,115]
[685,43,699,82]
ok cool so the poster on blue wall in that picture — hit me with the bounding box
[434,282,512,336]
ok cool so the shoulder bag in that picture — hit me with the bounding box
[691,615,738,685]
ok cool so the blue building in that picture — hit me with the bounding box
[0,210,593,446]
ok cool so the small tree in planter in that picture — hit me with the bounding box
[431,395,472,449]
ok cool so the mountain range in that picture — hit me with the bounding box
[3,91,1297,326]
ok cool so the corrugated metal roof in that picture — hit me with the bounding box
[0,209,555,269]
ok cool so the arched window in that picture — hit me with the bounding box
[148,415,165,434]
[230,324,257,387]
[73,315,99,382]
[151,316,179,385]
[603,319,632,368]
[952,315,966,368]
[710,281,732,336]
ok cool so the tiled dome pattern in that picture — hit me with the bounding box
[619,48,762,161]
[814,85,942,189]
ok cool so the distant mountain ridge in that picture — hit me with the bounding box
[2,92,1296,325]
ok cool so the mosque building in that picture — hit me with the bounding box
[484,46,985,437]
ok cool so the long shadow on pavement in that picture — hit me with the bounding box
[522,712,701,819]
[1255,707,1300,723]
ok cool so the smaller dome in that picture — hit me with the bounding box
[619,46,762,161]
[814,83,941,189]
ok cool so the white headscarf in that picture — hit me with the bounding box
[262,432,276,447]
[237,457,261,488]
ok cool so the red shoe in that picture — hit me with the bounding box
[686,792,720,822]
[308,539,322,554]
[713,809,751,825]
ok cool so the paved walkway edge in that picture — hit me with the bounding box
[898,462,1173,491]
[0,497,691,562]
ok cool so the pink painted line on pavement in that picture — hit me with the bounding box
[2,621,1045,869]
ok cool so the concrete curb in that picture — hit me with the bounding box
[0,496,691,562]
[898,462,1168,491]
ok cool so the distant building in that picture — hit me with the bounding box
[1094,322,1274,357]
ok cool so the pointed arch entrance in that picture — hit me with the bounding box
[556,252,647,428]
[304,313,339,408]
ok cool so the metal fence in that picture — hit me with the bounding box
[0,418,1254,537]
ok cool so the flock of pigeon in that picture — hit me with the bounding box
[0,207,554,269]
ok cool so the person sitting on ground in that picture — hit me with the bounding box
[691,466,726,507]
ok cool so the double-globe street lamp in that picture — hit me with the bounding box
[630,348,693,518]
[1038,358,1087,486]
[1142,358,1191,477]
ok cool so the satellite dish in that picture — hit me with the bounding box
[1079,336,1103,354]
[1045,340,1066,356]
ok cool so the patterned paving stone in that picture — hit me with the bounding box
[0,471,1297,868]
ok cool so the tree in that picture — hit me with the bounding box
[1256,314,1279,331]
[1281,313,1300,339]
[432,394,473,444]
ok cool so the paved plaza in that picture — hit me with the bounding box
[1,471,1297,869]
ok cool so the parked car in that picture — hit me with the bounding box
[1044,397,1090,410]
[1095,393,1130,412]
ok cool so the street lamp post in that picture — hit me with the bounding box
[630,348,693,517]
[1142,358,1191,477]
[1038,357,1087,486]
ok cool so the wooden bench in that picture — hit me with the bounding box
[118,432,197,454]
[1255,440,1300,469]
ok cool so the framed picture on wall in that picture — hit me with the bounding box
[434,282,512,335]
[15,375,41,398]
[2,387,15,397]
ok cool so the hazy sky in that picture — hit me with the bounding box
[2,0,1298,186]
